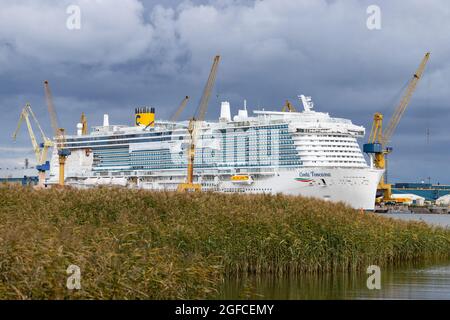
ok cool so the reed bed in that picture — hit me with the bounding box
[1,185,450,299]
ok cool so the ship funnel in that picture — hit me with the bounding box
[238,109,248,119]
[135,106,155,127]
[103,114,109,127]
[77,123,83,136]
[220,101,231,122]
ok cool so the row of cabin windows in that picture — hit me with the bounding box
[304,160,366,164]
[299,150,361,153]
[223,188,273,193]
[299,144,359,148]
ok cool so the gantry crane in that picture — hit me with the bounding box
[44,80,71,186]
[281,100,296,112]
[12,103,53,188]
[178,55,220,192]
[364,52,430,201]
[170,96,190,122]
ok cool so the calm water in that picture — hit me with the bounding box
[218,260,450,299]
[218,214,450,299]
[379,213,450,228]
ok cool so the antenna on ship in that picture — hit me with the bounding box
[299,95,314,112]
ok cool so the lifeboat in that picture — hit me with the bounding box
[231,174,254,185]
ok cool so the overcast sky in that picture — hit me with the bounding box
[0,0,449,183]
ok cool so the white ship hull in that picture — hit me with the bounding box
[209,167,382,210]
[217,167,383,210]
[62,166,382,210]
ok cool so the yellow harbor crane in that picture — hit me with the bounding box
[178,55,220,192]
[12,103,53,188]
[81,112,88,135]
[80,112,92,156]
[364,52,430,201]
[44,80,71,187]
[281,100,296,112]
[170,96,190,122]
[142,96,189,131]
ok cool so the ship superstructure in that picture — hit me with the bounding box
[48,95,383,210]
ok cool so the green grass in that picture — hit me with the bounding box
[1,185,450,299]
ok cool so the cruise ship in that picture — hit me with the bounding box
[48,95,383,210]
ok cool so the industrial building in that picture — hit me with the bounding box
[392,183,450,201]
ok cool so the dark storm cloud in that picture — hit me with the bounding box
[0,0,449,183]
